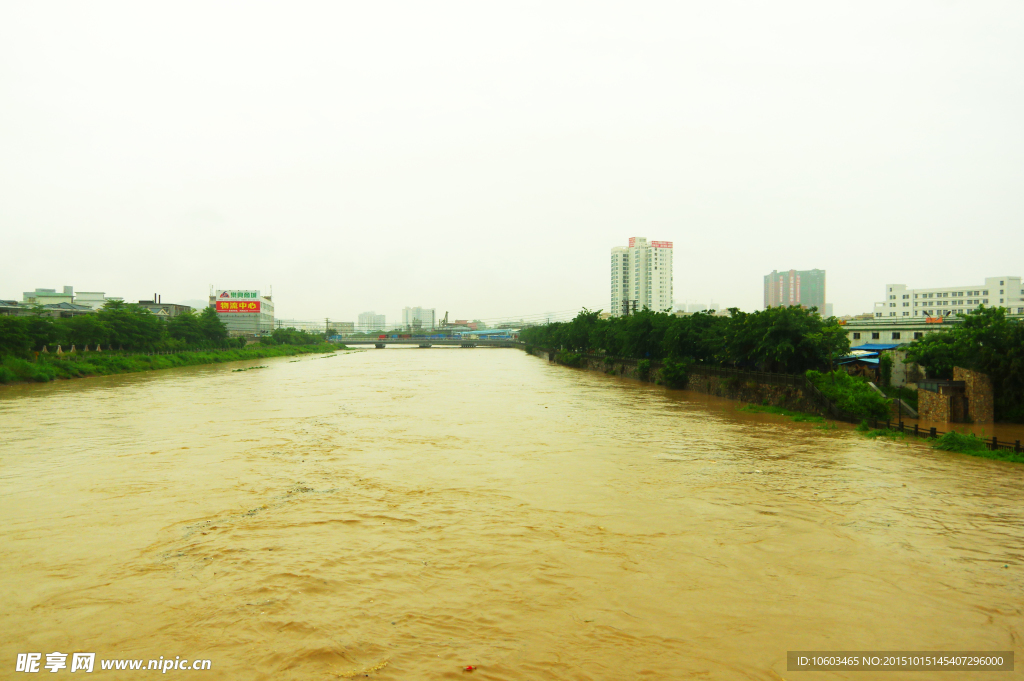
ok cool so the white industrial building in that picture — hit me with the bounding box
[873,276,1023,318]
[610,237,673,316]
[21,286,121,310]
[357,311,386,332]
[210,289,275,337]
[402,306,435,331]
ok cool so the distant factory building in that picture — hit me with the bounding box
[16,286,120,316]
[327,321,355,336]
[764,269,826,313]
[137,294,192,318]
[209,289,275,337]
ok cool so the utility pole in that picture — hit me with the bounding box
[325,317,330,340]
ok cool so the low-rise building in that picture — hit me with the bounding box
[844,317,957,347]
[873,276,1023,318]
[137,295,192,318]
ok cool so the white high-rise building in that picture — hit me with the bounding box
[357,311,386,332]
[873,276,1023,318]
[402,306,435,331]
[610,237,673,316]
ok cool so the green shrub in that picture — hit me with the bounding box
[929,432,1024,463]
[807,370,890,421]
[660,358,690,388]
[0,367,16,383]
[556,351,585,368]
[637,359,651,380]
[932,431,989,454]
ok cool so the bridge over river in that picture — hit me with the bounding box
[342,338,524,348]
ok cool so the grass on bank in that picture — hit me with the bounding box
[853,422,1024,464]
[0,343,345,384]
[739,403,825,423]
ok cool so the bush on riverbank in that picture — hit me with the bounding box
[932,431,989,454]
[0,344,344,384]
[555,350,585,368]
[807,370,890,421]
[659,358,690,388]
[931,431,1024,463]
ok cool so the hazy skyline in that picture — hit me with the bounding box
[3,2,1022,323]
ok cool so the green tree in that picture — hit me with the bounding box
[168,310,207,346]
[197,307,229,344]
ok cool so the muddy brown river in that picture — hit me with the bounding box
[1,349,1021,680]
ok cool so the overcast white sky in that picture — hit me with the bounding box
[2,1,1022,323]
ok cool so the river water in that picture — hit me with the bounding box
[1,349,1021,680]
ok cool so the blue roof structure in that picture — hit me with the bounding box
[849,343,901,351]
[839,357,879,365]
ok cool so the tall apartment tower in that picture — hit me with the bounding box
[611,237,674,316]
[764,269,826,312]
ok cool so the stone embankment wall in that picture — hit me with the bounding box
[530,349,666,383]
[528,348,821,414]
[683,373,821,415]
[954,367,994,423]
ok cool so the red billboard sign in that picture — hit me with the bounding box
[216,300,261,313]
[651,241,673,248]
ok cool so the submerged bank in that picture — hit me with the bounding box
[528,347,1024,464]
[0,343,346,384]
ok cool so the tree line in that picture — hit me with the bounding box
[0,301,237,356]
[520,306,850,374]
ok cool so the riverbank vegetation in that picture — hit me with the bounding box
[739,404,824,423]
[0,303,349,384]
[259,327,327,346]
[0,344,342,384]
[806,370,890,421]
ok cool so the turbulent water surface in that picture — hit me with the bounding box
[1,349,1022,680]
